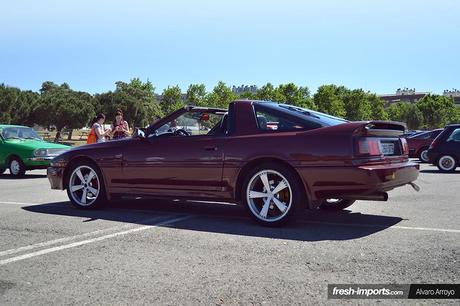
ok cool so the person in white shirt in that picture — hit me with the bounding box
[92,114,111,143]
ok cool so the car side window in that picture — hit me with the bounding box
[446,128,460,142]
[254,107,320,132]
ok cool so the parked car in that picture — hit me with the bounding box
[402,130,423,138]
[406,129,444,162]
[47,101,419,226]
[0,125,70,177]
[427,124,460,172]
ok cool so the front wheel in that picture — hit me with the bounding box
[320,198,356,211]
[9,157,26,177]
[242,163,305,227]
[66,161,106,209]
[437,155,457,173]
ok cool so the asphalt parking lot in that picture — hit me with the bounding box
[0,162,459,305]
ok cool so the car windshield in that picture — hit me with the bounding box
[1,127,42,140]
[278,104,348,126]
[152,111,225,136]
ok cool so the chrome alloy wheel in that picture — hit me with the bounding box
[246,170,292,222]
[438,156,456,171]
[69,165,100,206]
[10,160,21,175]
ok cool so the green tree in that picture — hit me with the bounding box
[368,94,389,120]
[343,89,372,121]
[205,81,235,108]
[161,85,184,114]
[406,104,424,129]
[313,85,347,117]
[255,83,284,101]
[276,83,315,109]
[416,94,457,129]
[35,82,95,141]
[97,78,163,128]
[186,84,207,106]
[0,84,19,124]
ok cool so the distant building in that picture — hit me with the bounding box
[443,89,460,104]
[232,85,258,95]
[379,88,429,105]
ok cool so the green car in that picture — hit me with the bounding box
[0,124,70,177]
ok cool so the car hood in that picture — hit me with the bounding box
[5,139,71,150]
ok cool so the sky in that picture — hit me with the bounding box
[1,0,459,95]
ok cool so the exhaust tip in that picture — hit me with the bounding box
[409,182,420,192]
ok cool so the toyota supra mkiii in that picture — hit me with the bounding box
[47,100,419,226]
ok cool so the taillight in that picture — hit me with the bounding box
[400,137,409,155]
[355,137,382,156]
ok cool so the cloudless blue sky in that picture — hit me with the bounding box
[1,0,459,95]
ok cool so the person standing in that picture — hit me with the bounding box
[111,109,130,140]
[89,114,111,143]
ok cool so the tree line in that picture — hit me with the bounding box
[1,80,459,141]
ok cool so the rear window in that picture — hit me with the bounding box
[278,104,348,126]
[254,106,321,132]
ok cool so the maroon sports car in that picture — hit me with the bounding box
[47,100,419,226]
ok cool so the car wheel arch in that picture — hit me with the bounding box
[234,157,312,209]
[64,156,105,190]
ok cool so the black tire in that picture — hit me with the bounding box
[242,163,306,227]
[319,199,356,211]
[418,147,430,163]
[66,160,107,209]
[436,155,457,173]
[0,168,5,174]
[9,156,26,177]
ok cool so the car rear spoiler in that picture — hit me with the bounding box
[354,121,406,137]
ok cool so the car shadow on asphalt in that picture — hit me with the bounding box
[22,199,403,242]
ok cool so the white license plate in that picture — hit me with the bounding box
[380,143,395,155]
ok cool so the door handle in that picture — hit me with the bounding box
[204,146,218,151]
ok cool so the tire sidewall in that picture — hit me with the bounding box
[437,155,457,173]
[419,148,429,163]
[66,160,106,209]
[242,163,305,226]
[9,157,26,177]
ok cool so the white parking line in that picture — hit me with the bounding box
[0,224,135,257]
[0,215,191,266]
[0,201,41,205]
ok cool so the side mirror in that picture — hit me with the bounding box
[133,128,146,139]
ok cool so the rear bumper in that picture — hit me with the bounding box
[299,161,420,201]
[47,166,65,190]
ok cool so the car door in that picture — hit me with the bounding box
[444,127,460,158]
[121,134,225,198]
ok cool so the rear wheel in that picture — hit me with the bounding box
[419,148,429,163]
[437,155,457,173]
[320,198,356,211]
[66,161,106,209]
[242,163,305,227]
[9,157,26,177]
